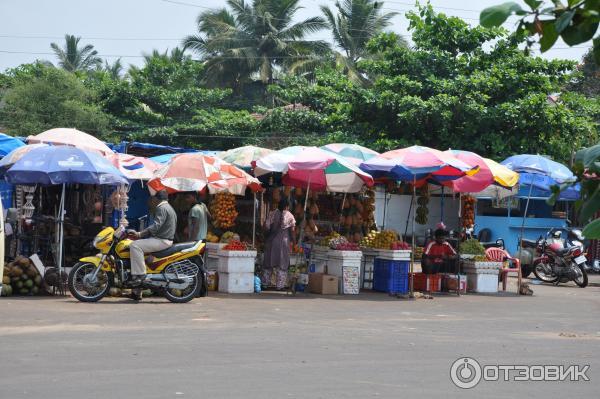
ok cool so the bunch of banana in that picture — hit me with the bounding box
[415,186,429,225]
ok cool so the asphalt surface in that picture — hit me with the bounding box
[1,276,599,399]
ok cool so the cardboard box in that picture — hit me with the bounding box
[308,273,339,295]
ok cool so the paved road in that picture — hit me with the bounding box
[1,277,599,398]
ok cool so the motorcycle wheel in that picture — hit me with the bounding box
[573,264,588,288]
[533,261,559,283]
[68,262,111,302]
[164,275,200,303]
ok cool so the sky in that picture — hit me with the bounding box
[0,0,592,72]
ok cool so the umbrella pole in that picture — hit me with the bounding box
[403,186,413,239]
[518,183,534,252]
[382,189,388,230]
[456,193,462,297]
[298,173,312,244]
[339,192,347,231]
[410,176,416,298]
[58,183,65,295]
[441,186,445,224]
[252,192,256,248]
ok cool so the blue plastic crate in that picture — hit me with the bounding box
[373,258,409,294]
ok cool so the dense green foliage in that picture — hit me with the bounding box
[0,3,597,165]
[0,63,110,136]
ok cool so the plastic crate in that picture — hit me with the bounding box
[411,273,441,292]
[373,258,409,294]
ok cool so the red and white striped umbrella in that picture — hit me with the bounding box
[148,153,261,195]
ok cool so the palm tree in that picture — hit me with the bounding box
[183,0,330,88]
[50,34,102,72]
[321,0,401,82]
[104,58,123,79]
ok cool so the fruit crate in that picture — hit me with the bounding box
[217,250,257,273]
[373,258,409,294]
[376,249,412,260]
[411,272,442,292]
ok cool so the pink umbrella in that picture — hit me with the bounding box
[108,153,161,181]
[442,150,518,193]
[254,146,373,193]
[27,128,114,156]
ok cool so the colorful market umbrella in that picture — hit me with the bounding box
[320,143,379,165]
[149,153,261,195]
[0,143,49,171]
[254,146,374,193]
[108,153,161,181]
[27,128,114,156]
[5,146,128,289]
[218,145,274,170]
[361,145,478,183]
[6,145,127,186]
[0,133,25,157]
[501,154,576,252]
[501,154,575,183]
[442,150,519,193]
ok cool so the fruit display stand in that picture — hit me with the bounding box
[205,242,227,271]
[217,243,257,294]
[462,259,502,293]
[326,249,362,295]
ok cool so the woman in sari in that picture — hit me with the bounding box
[262,198,296,289]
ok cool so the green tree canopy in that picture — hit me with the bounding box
[0,63,110,137]
[270,5,599,161]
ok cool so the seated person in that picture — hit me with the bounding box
[422,228,457,274]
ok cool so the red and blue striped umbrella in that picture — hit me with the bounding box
[361,145,478,183]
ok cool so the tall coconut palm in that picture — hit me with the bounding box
[183,0,330,88]
[103,58,123,79]
[321,0,401,82]
[50,34,102,72]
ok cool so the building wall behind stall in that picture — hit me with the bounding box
[375,188,460,239]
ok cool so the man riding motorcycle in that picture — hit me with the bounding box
[129,190,176,292]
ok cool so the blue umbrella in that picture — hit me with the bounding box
[5,145,127,186]
[5,146,127,288]
[501,154,575,183]
[502,155,576,251]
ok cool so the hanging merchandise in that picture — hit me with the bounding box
[362,189,376,232]
[22,186,36,218]
[462,195,476,229]
[415,186,430,225]
[211,192,238,230]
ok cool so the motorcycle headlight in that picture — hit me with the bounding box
[92,235,103,249]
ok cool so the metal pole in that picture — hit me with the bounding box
[404,189,413,239]
[298,173,312,243]
[252,192,256,248]
[410,176,416,298]
[518,181,534,252]
[339,192,347,231]
[441,186,445,224]
[58,183,65,295]
[382,189,388,230]
[456,193,462,296]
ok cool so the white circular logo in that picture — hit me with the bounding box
[450,357,482,389]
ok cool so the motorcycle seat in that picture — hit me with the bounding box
[521,239,538,248]
[152,242,197,258]
[481,242,501,249]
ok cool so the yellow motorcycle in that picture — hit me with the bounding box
[68,226,207,303]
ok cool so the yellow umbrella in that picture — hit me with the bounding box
[485,158,519,188]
